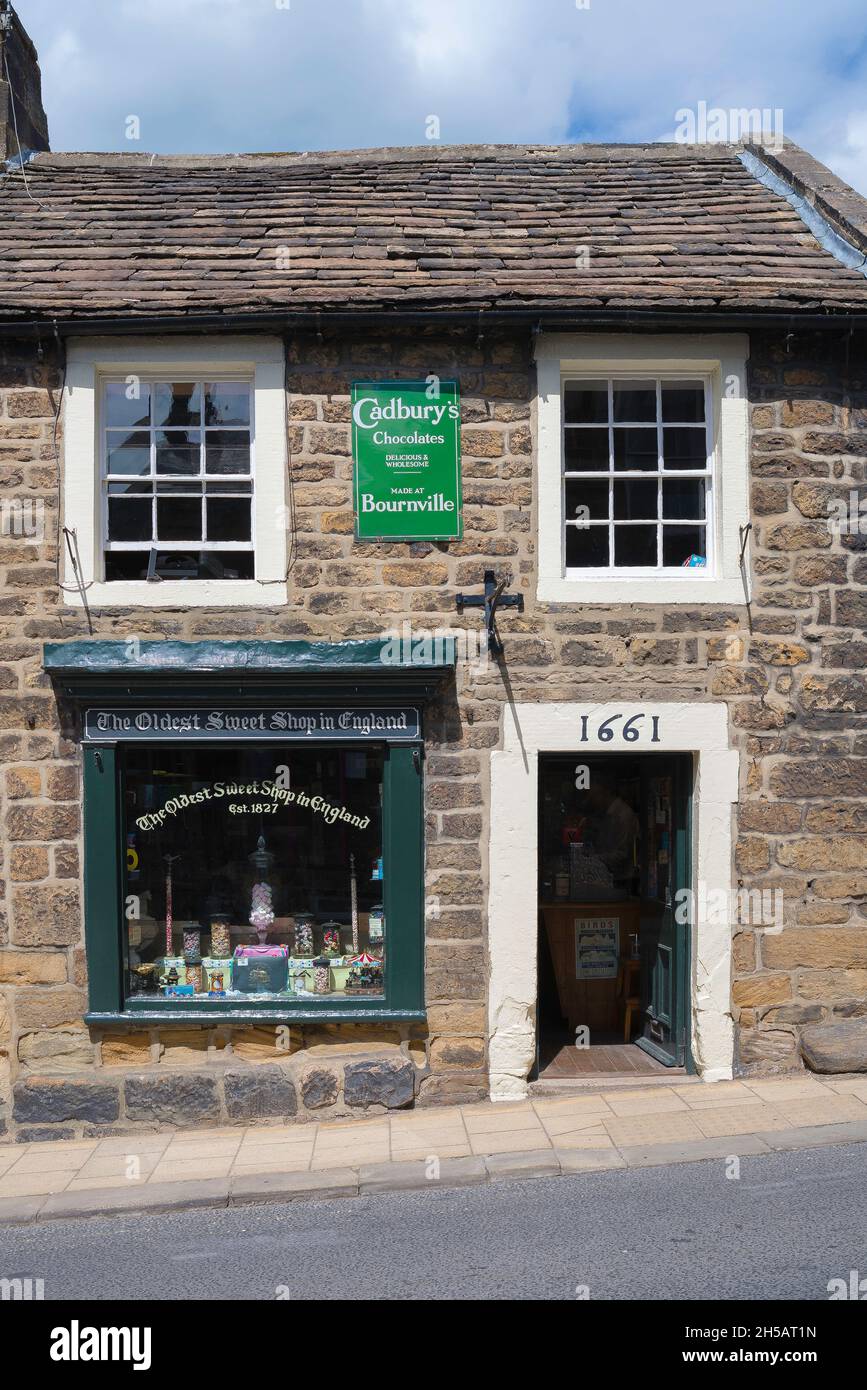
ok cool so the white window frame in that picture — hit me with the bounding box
[535,334,751,605]
[63,336,288,607]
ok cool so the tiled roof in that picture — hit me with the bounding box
[1,141,867,322]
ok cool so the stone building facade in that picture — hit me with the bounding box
[0,7,866,1141]
[0,320,865,1140]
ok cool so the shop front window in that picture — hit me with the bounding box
[124,746,386,1005]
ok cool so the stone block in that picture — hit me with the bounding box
[101,1033,153,1066]
[223,1065,297,1120]
[159,1030,209,1065]
[300,1068,340,1109]
[429,1036,486,1069]
[800,675,867,714]
[800,1021,867,1073]
[0,949,66,985]
[763,928,867,970]
[124,1073,220,1125]
[6,805,80,840]
[416,1072,489,1107]
[797,969,867,1002]
[230,1026,284,1060]
[5,766,40,798]
[11,884,81,947]
[426,1001,487,1035]
[738,1028,800,1069]
[8,846,49,882]
[13,986,85,1031]
[344,1057,415,1109]
[17,1026,94,1073]
[732,974,791,1007]
[13,1078,119,1124]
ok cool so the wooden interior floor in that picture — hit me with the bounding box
[538,1031,673,1079]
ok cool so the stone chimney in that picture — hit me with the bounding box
[0,0,49,160]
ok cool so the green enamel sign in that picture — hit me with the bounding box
[351,380,462,540]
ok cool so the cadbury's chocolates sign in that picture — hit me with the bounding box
[83,706,421,741]
[351,380,462,540]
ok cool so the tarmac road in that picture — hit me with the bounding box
[0,1141,864,1301]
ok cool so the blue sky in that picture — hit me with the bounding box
[16,0,867,194]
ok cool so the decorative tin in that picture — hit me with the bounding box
[233,944,289,994]
[202,957,232,994]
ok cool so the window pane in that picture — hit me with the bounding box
[663,478,706,520]
[566,525,609,568]
[614,479,657,520]
[205,430,251,475]
[663,427,706,470]
[564,427,609,472]
[106,430,150,476]
[122,746,385,1005]
[613,427,658,471]
[154,382,202,427]
[565,478,608,522]
[108,481,151,496]
[105,382,150,429]
[663,525,707,567]
[104,551,150,581]
[156,430,201,475]
[206,480,253,495]
[661,381,705,423]
[207,498,251,542]
[156,481,203,496]
[614,524,657,567]
[564,381,608,425]
[613,380,656,423]
[157,496,202,541]
[108,497,151,542]
[205,382,250,426]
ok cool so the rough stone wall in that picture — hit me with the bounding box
[0,325,865,1139]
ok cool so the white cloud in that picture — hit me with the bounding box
[13,0,867,194]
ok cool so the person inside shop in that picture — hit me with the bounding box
[585,777,640,888]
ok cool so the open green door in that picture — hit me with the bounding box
[636,753,692,1068]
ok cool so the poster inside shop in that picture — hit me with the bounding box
[351,380,462,540]
[575,917,620,979]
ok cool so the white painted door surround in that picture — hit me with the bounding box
[487,701,738,1099]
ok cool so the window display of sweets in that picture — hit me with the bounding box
[202,958,232,994]
[185,961,203,992]
[209,917,231,958]
[293,913,315,958]
[120,747,385,1009]
[321,922,342,957]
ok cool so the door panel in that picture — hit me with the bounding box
[636,753,692,1067]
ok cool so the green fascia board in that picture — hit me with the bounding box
[44,637,457,674]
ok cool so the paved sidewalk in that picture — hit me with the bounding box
[2,1073,867,1226]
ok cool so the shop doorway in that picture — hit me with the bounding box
[536,752,692,1082]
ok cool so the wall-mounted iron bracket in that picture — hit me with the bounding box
[455,569,524,656]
